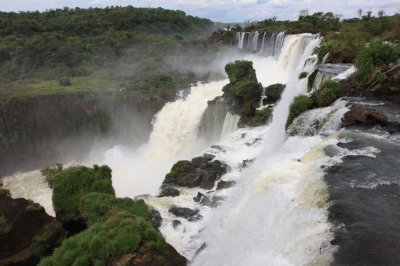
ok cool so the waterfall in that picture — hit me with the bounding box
[220,112,240,138]
[103,80,226,197]
[237,31,286,56]
[310,72,334,92]
[191,34,336,266]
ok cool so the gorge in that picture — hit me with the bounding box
[1,6,400,266]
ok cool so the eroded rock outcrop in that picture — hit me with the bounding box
[162,155,227,190]
[342,108,388,127]
[0,189,66,266]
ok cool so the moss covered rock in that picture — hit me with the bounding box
[238,108,273,128]
[163,155,227,190]
[313,80,342,107]
[286,95,315,128]
[264,83,285,105]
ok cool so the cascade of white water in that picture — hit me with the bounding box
[259,32,266,53]
[191,35,336,266]
[220,112,240,138]
[103,80,226,197]
[251,31,260,51]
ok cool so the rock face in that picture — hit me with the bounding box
[342,108,388,127]
[169,206,202,221]
[163,155,227,190]
[0,190,66,265]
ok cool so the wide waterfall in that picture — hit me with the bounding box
[236,31,286,57]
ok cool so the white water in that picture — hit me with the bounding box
[102,81,226,197]
[2,170,55,216]
[190,34,339,265]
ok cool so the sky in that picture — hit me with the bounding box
[0,0,399,22]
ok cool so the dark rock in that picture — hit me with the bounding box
[193,192,205,203]
[342,108,388,127]
[203,153,216,161]
[172,220,181,229]
[159,187,180,197]
[0,191,66,265]
[163,155,227,190]
[386,122,400,133]
[58,78,72,86]
[216,180,236,190]
[193,192,222,208]
[149,209,162,229]
[169,206,202,221]
[325,50,345,64]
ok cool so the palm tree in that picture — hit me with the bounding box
[378,10,385,17]
[357,8,363,18]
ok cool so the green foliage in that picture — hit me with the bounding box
[299,72,308,79]
[166,160,193,181]
[313,80,342,107]
[355,40,399,82]
[235,80,263,103]
[239,108,273,127]
[0,215,12,240]
[265,84,285,104]
[79,192,149,225]
[286,95,315,128]
[41,163,63,187]
[39,212,167,266]
[25,202,44,213]
[224,60,257,84]
[31,223,65,258]
[314,40,341,62]
[51,165,115,224]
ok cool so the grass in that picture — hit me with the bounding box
[314,80,342,107]
[286,95,315,129]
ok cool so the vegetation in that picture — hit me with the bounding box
[313,80,342,107]
[39,212,168,266]
[264,83,285,104]
[238,108,273,127]
[286,95,315,128]
[50,165,114,225]
[355,40,400,83]
[0,7,217,101]
[42,165,177,265]
[79,192,149,225]
[307,70,318,92]
[222,60,263,116]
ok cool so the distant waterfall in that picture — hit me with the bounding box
[237,31,286,57]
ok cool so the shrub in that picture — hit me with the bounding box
[41,163,63,187]
[355,40,399,82]
[238,108,272,127]
[286,95,315,128]
[235,80,263,103]
[224,60,257,84]
[39,212,167,266]
[313,80,342,107]
[264,83,285,104]
[79,192,149,225]
[51,165,115,225]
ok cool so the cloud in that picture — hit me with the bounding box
[0,0,398,22]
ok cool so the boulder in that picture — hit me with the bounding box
[163,155,227,190]
[168,206,202,221]
[149,209,162,229]
[0,189,66,265]
[342,108,388,127]
[193,192,222,208]
[264,84,285,105]
[216,180,236,190]
[159,188,180,197]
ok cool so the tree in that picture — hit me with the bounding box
[378,10,385,18]
[357,9,363,18]
[299,9,309,18]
